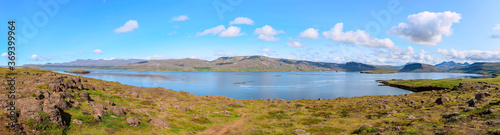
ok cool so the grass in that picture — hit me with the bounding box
[385,76,500,89]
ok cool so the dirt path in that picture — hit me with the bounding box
[198,109,249,135]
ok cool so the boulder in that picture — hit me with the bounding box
[111,106,126,116]
[131,92,139,98]
[79,92,90,100]
[105,100,115,106]
[49,83,62,92]
[35,90,43,100]
[475,92,490,101]
[15,97,42,122]
[126,117,140,126]
[292,129,307,135]
[43,103,65,125]
[45,93,70,110]
[406,115,416,120]
[72,119,83,125]
[149,118,170,128]
[482,109,495,115]
[435,97,450,105]
[380,105,390,109]
[467,99,478,107]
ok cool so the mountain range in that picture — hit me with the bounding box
[23,56,499,74]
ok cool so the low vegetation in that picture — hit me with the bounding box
[360,69,398,74]
[0,67,499,134]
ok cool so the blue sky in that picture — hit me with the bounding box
[1,0,500,66]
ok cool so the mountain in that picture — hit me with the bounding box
[451,62,500,74]
[24,59,145,67]
[341,62,376,71]
[399,63,440,72]
[434,61,470,71]
[112,56,344,71]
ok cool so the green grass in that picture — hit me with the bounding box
[385,77,500,89]
[360,69,398,74]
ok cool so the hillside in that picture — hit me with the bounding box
[434,61,470,71]
[1,67,499,134]
[399,63,440,72]
[451,62,500,74]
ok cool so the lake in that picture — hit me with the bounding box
[45,68,483,100]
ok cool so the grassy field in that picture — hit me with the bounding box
[385,77,500,89]
[0,67,499,134]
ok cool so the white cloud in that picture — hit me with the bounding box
[1,52,7,57]
[30,54,51,61]
[438,48,500,61]
[390,11,461,45]
[113,20,138,33]
[219,26,244,37]
[262,48,271,53]
[93,49,104,54]
[254,25,284,41]
[323,23,394,48]
[168,31,177,35]
[494,24,500,31]
[171,15,189,21]
[300,28,319,39]
[196,25,226,36]
[287,41,302,47]
[229,17,254,25]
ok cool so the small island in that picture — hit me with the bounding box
[360,69,398,74]
[64,70,91,74]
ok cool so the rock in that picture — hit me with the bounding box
[417,106,425,109]
[72,119,83,125]
[357,124,374,132]
[45,93,70,110]
[406,115,416,120]
[93,114,100,121]
[79,92,90,100]
[126,117,141,126]
[220,105,228,109]
[463,107,473,112]
[111,106,126,116]
[49,83,62,92]
[92,103,108,117]
[15,98,42,122]
[475,92,491,101]
[43,103,65,125]
[292,129,307,134]
[435,97,450,105]
[105,100,115,106]
[442,112,459,119]
[35,90,43,100]
[380,105,390,109]
[131,92,139,98]
[149,118,170,128]
[467,99,478,107]
[273,98,287,104]
[387,110,398,114]
[482,109,495,115]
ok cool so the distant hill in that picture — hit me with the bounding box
[399,63,440,72]
[24,59,145,67]
[434,61,470,71]
[451,62,500,74]
[341,62,376,71]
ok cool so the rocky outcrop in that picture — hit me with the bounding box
[15,98,43,122]
[149,118,170,128]
[126,117,140,126]
[79,92,90,100]
[43,103,65,125]
[435,97,450,105]
[111,106,126,116]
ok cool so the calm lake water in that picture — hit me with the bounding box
[44,68,483,100]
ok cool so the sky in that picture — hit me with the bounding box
[1,0,500,66]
